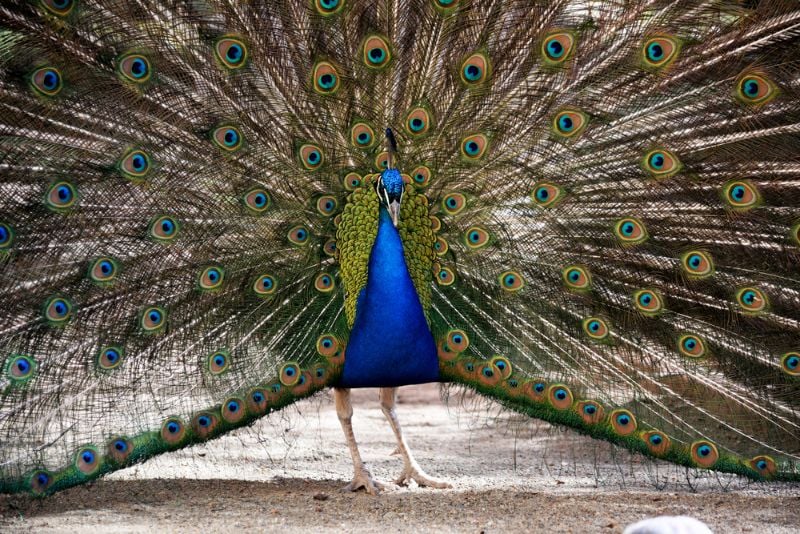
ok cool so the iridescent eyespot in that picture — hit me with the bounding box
[6,355,36,383]
[119,149,151,179]
[410,166,431,187]
[160,417,186,445]
[464,226,490,250]
[642,430,671,455]
[406,107,432,136]
[44,296,73,324]
[678,334,706,358]
[89,257,119,284]
[542,31,575,65]
[736,286,767,313]
[582,317,609,340]
[610,409,637,436]
[316,195,338,216]
[316,334,344,365]
[552,109,588,138]
[614,217,647,245]
[243,188,271,213]
[199,266,225,291]
[446,329,469,353]
[433,0,459,10]
[247,388,269,414]
[192,411,219,439]
[323,239,337,256]
[118,53,152,83]
[344,172,362,190]
[374,151,390,171]
[314,272,335,293]
[149,216,179,241]
[222,397,246,424]
[0,223,14,250]
[749,455,776,477]
[633,289,663,315]
[213,125,243,152]
[30,470,52,495]
[690,440,719,468]
[547,384,573,410]
[781,351,800,376]
[98,346,124,370]
[280,362,302,387]
[642,36,680,69]
[442,192,466,215]
[363,35,391,69]
[436,266,455,286]
[30,67,62,96]
[488,355,511,380]
[253,274,277,296]
[434,236,449,256]
[42,0,75,16]
[735,73,777,106]
[299,144,324,170]
[722,180,759,210]
[499,270,524,292]
[478,362,502,386]
[107,437,133,463]
[562,265,591,290]
[287,225,310,245]
[351,123,375,148]
[576,400,604,425]
[75,446,100,475]
[215,37,248,69]
[460,52,490,86]
[680,250,713,279]
[461,134,488,160]
[141,306,166,332]
[313,61,340,94]
[46,181,76,210]
[315,0,343,15]
[430,215,442,233]
[207,350,230,375]
[642,148,681,178]
[531,182,564,208]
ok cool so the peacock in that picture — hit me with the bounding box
[1,0,799,498]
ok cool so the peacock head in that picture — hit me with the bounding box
[377,168,404,227]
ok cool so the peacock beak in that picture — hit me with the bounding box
[388,199,400,227]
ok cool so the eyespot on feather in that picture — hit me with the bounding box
[107,437,133,463]
[690,440,719,468]
[677,334,706,358]
[46,181,76,211]
[291,371,314,396]
[562,265,591,291]
[118,53,152,83]
[41,0,75,16]
[149,216,179,241]
[192,411,220,440]
[633,289,663,315]
[722,180,760,211]
[44,296,73,324]
[215,37,248,69]
[748,455,777,477]
[735,286,767,314]
[89,257,119,284]
[433,0,460,11]
[464,226,490,250]
[582,317,609,340]
[243,188,271,213]
[323,239,337,256]
[531,182,564,208]
[610,409,637,436]
[441,193,466,215]
[0,223,14,251]
[75,446,101,475]
[299,144,324,170]
[614,217,648,245]
[280,362,302,387]
[253,274,277,296]
[207,350,230,375]
[30,67,63,96]
[363,35,391,69]
[29,470,53,495]
[313,61,340,94]
[642,148,681,178]
[406,107,432,136]
[576,400,604,425]
[781,351,800,376]
[315,0,344,16]
[490,356,512,379]
[499,270,524,292]
[317,334,345,366]
[198,266,225,291]
[541,31,575,65]
[140,306,166,332]
[547,384,574,410]
[287,225,310,246]
[436,265,456,286]
[460,134,488,160]
[119,149,152,179]
[221,398,246,424]
[681,250,714,279]
[314,272,335,293]
[97,346,124,370]
[247,388,269,415]
[375,151,390,171]
[433,236,449,256]
[642,430,671,456]
[460,52,490,86]
[160,417,186,446]
[641,36,680,69]
[477,362,502,386]
[524,379,548,403]
[735,72,777,106]
[6,355,36,383]
[316,195,338,216]
[552,109,588,138]
[351,123,376,148]
[410,166,432,187]
[212,125,243,152]
[344,172,362,190]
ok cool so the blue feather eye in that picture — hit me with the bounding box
[76,447,100,475]
[582,317,609,340]
[287,225,310,245]
[313,62,340,94]
[610,409,637,436]
[576,400,604,424]
[149,216,179,241]
[98,346,124,370]
[30,67,63,96]
[243,188,271,213]
[222,397,246,423]
[410,166,431,187]
[531,182,564,208]
[46,181,76,211]
[722,180,759,211]
[0,223,14,251]
[363,35,391,69]
[736,286,767,314]
[315,0,343,15]
[107,437,133,463]
[119,149,152,180]
[562,265,591,290]
[314,272,335,293]
[436,266,455,286]
[642,36,680,69]
[460,52,490,85]
[680,250,714,279]
[299,144,324,170]
[44,296,73,324]
[547,384,573,410]
[30,470,52,495]
[464,226,490,250]
[499,270,524,292]
[461,134,488,159]
[118,53,152,83]
[160,417,186,446]
[5,355,37,383]
[552,110,588,138]
[633,289,663,315]
[642,148,681,178]
[351,123,375,148]
[678,334,706,358]
[614,217,648,245]
[198,266,225,291]
[42,0,75,16]
[215,37,248,69]
[89,257,119,284]
[434,0,460,10]
[213,126,243,151]
[207,350,230,375]
[542,31,575,64]
[253,274,277,296]
[141,306,166,332]
[406,107,432,136]
[280,362,302,386]
[316,195,338,216]
[781,351,800,376]
[690,440,719,468]
[642,430,670,455]
[735,73,777,106]
[442,193,466,215]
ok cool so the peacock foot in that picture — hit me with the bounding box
[342,466,389,496]
[394,465,452,489]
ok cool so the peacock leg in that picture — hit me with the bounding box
[379,387,452,489]
[334,387,387,495]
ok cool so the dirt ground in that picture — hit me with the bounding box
[1,384,799,533]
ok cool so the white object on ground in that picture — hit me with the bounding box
[624,516,713,534]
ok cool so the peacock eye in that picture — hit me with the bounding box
[436,266,456,286]
[678,334,706,358]
[149,216,179,241]
[280,362,302,386]
[531,182,564,208]
[299,144,324,170]
[547,384,573,410]
[119,149,152,179]
[44,296,73,323]
[552,109,588,138]
[315,0,343,15]
[287,225,310,245]
[582,317,609,340]
[442,192,466,215]
[681,250,713,278]
[30,67,63,96]
[722,180,759,210]
[46,181,77,210]
[499,270,524,292]
[76,447,100,475]
[42,0,75,16]
[434,0,460,9]
[314,272,335,292]
[610,409,637,435]
[198,266,225,290]
[460,52,490,85]
[542,31,575,64]
[161,417,186,445]
[313,62,340,94]
[118,53,152,83]
[90,257,119,283]
[406,107,432,136]
[461,134,488,159]
[98,346,124,370]
[141,306,166,332]
[6,354,36,382]
[253,274,277,296]
[781,352,800,376]
[0,223,13,250]
[363,35,391,69]
[735,73,777,106]
[207,350,230,374]
[212,125,243,151]
[351,123,375,148]
[642,148,681,178]
[215,37,248,69]
[562,265,591,290]
[464,226,490,250]
[614,217,648,245]
[642,36,680,69]
[316,195,338,216]
[633,289,663,315]
[736,287,767,313]
[690,440,719,468]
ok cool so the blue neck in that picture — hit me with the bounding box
[338,207,439,387]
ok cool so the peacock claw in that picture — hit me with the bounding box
[342,467,389,495]
[394,466,452,489]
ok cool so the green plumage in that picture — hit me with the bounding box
[2,0,800,496]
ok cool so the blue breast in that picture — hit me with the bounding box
[338,207,440,388]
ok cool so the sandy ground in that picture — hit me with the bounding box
[1,384,799,533]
